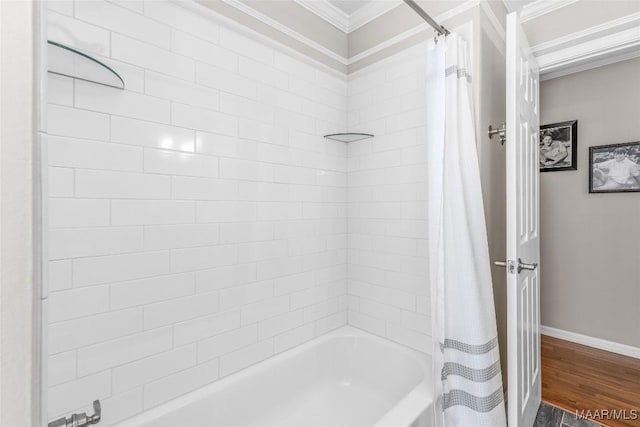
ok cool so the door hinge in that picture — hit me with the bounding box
[488,122,506,146]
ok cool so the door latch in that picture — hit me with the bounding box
[49,400,101,427]
[495,259,537,274]
[494,260,517,274]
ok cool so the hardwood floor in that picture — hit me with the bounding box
[542,335,640,427]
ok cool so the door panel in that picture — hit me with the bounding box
[506,11,541,427]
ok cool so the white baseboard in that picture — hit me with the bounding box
[541,325,640,360]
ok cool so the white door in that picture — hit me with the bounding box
[506,11,541,427]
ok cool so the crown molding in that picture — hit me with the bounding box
[220,0,479,68]
[348,1,403,33]
[220,0,348,65]
[180,1,348,77]
[537,26,640,76]
[193,0,640,80]
[295,0,350,32]
[532,12,640,54]
[520,0,579,23]
[295,0,403,33]
[348,0,480,65]
[348,21,427,65]
[540,48,640,81]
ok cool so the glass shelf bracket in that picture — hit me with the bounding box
[47,40,125,90]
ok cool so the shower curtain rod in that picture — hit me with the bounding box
[403,0,450,36]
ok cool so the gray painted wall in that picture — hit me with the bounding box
[242,0,348,57]
[540,58,640,348]
[478,15,508,392]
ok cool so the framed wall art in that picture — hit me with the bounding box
[589,141,640,193]
[540,120,578,172]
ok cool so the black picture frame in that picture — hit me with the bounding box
[540,120,578,172]
[589,141,640,193]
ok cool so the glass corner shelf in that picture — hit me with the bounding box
[323,133,374,143]
[47,40,125,90]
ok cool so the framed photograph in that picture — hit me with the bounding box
[589,141,640,193]
[540,120,578,172]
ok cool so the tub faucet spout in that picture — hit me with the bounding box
[48,400,101,427]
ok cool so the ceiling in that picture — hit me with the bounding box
[294,0,403,33]
[327,0,373,15]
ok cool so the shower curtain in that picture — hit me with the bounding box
[426,34,507,427]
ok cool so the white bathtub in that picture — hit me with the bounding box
[118,326,433,427]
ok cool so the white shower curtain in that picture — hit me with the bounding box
[426,34,507,427]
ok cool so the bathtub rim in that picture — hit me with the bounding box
[116,325,433,427]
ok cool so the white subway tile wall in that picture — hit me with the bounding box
[346,45,432,354]
[46,0,348,422]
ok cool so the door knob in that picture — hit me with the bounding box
[517,258,537,273]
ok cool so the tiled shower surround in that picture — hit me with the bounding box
[45,1,430,424]
[346,46,431,354]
